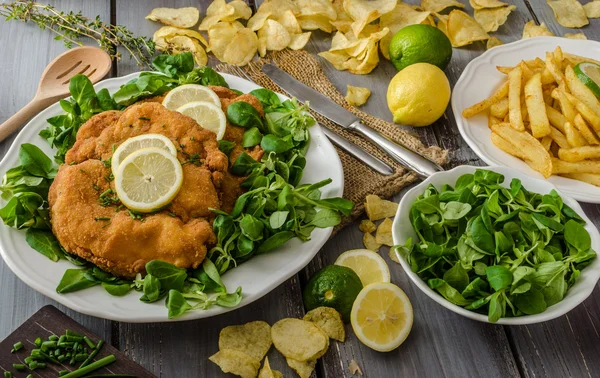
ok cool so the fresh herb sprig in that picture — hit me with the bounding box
[0,1,155,67]
[397,169,596,322]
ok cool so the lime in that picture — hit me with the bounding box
[574,62,600,98]
[303,265,363,323]
[387,62,451,127]
[389,24,452,72]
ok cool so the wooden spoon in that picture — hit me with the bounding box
[0,46,112,142]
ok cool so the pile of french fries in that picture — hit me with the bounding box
[463,47,600,187]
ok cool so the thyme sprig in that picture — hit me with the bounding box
[0,1,155,68]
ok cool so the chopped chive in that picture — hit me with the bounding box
[4,372,12,378]
[94,217,111,221]
[83,336,95,349]
[79,339,104,369]
[66,330,83,337]
[59,370,70,376]
[49,334,59,341]
[63,354,115,378]
[13,363,26,371]
[10,341,23,353]
[138,117,151,121]
[34,337,42,347]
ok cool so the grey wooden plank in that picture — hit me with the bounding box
[0,0,113,341]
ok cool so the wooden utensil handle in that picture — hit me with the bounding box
[0,97,51,142]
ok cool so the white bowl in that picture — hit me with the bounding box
[391,165,600,325]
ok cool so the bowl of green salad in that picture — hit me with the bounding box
[392,165,600,324]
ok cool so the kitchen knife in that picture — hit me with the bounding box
[262,64,444,178]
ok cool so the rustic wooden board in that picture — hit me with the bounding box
[0,305,155,377]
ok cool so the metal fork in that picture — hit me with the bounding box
[227,65,394,175]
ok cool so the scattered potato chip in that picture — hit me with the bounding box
[153,26,208,50]
[359,219,377,233]
[297,0,337,23]
[319,28,388,75]
[247,11,272,31]
[469,0,509,9]
[375,218,394,247]
[421,0,465,13]
[349,359,363,375]
[364,194,398,221]
[379,4,431,59]
[345,85,371,106]
[219,321,272,361]
[297,14,335,33]
[564,32,587,40]
[344,0,397,36]
[289,32,312,50]
[303,307,346,342]
[199,0,251,30]
[208,21,243,60]
[256,0,300,19]
[258,357,283,378]
[271,318,329,361]
[447,10,489,47]
[388,248,400,263]
[258,19,291,56]
[547,0,588,28]
[522,21,554,39]
[437,15,449,37]
[474,5,516,32]
[222,27,258,66]
[286,358,316,378]
[584,1,600,18]
[209,349,261,378]
[278,9,303,34]
[164,35,208,66]
[363,232,382,251]
[146,7,200,28]
[486,37,503,49]
[331,0,354,33]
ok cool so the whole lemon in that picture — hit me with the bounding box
[386,63,451,127]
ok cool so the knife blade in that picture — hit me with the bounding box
[262,64,444,178]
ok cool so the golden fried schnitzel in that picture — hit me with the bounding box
[49,89,264,278]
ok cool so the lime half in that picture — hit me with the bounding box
[574,62,600,98]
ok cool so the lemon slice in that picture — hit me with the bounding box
[162,84,220,110]
[351,282,413,352]
[334,249,391,286]
[177,101,227,140]
[111,134,177,175]
[114,147,183,213]
[574,62,600,98]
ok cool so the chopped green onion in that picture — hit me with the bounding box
[79,339,104,369]
[13,364,26,371]
[10,341,24,353]
[83,336,96,349]
[62,354,116,378]
[4,372,12,378]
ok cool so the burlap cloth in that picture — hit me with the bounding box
[216,50,448,229]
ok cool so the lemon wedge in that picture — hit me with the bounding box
[111,134,177,176]
[114,147,183,213]
[162,84,220,110]
[334,249,391,286]
[177,101,227,140]
[351,282,413,352]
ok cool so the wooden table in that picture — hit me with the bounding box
[1,1,599,377]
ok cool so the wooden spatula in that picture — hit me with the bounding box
[0,46,112,142]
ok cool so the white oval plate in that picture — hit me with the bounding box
[392,165,600,325]
[0,72,344,322]
[452,36,600,203]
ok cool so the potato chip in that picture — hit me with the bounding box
[345,85,371,106]
[359,219,377,233]
[287,358,316,378]
[276,10,302,34]
[164,36,208,66]
[380,4,431,59]
[209,349,261,378]
[474,5,516,32]
[303,307,346,342]
[256,0,299,18]
[258,357,283,378]
[331,0,354,33]
[146,7,200,28]
[199,0,251,30]
[349,359,363,375]
[297,0,337,20]
[388,248,400,263]
[271,318,329,361]
[469,0,509,9]
[364,194,398,221]
[289,32,312,50]
[447,10,489,47]
[297,14,335,33]
[375,217,394,246]
[222,0,252,22]
[222,27,258,66]
[584,1,600,18]
[247,11,273,31]
[437,16,449,37]
[564,32,587,40]
[219,321,272,361]
[363,232,382,251]
[208,21,244,60]
[547,0,588,28]
[318,50,349,70]
[258,19,291,56]
[344,0,397,36]
[153,26,208,50]
[421,0,465,13]
[484,37,503,51]
[522,21,554,39]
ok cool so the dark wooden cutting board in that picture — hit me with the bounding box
[0,305,156,377]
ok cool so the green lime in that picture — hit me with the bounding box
[574,62,600,98]
[389,24,452,72]
[303,265,363,323]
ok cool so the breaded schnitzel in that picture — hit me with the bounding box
[49,88,264,278]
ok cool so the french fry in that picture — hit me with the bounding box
[545,105,567,133]
[552,158,600,174]
[558,146,600,162]
[508,67,525,131]
[491,132,527,159]
[520,61,534,83]
[562,91,600,131]
[496,66,512,74]
[573,114,600,145]
[463,81,509,118]
[489,115,501,128]
[564,121,588,147]
[550,126,571,149]
[545,52,565,86]
[551,88,577,123]
[524,73,551,137]
[553,46,563,64]
[563,53,600,67]
[490,97,509,119]
[541,69,555,85]
[565,65,600,117]
[560,172,600,187]
[541,135,553,151]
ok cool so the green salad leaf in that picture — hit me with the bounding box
[399,169,595,322]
